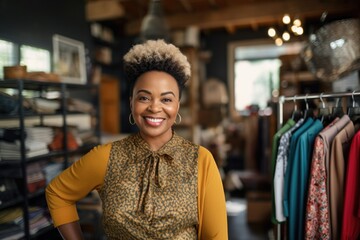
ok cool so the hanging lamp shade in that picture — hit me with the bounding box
[139,0,170,42]
[301,18,360,81]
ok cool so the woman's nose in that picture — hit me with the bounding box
[148,100,161,112]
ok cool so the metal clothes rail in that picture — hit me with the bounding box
[278,91,360,129]
[276,90,360,240]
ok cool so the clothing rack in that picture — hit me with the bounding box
[278,91,360,129]
[276,90,360,240]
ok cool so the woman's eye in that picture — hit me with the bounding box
[138,96,149,101]
[162,98,173,103]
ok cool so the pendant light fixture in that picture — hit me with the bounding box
[139,0,170,43]
[267,14,304,46]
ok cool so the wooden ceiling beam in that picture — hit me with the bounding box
[124,1,357,35]
[178,0,193,12]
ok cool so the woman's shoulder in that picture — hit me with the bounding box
[197,145,215,166]
[199,145,212,157]
[91,142,112,153]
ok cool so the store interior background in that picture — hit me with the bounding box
[0,0,359,239]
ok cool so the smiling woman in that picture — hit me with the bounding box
[46,39,228,240]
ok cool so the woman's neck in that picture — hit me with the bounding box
[139,131,173,151]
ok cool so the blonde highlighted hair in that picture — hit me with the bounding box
[123,39,191,97]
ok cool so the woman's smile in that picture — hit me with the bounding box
[144,116,165,126]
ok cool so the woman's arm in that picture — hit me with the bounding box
[198,146,228,240]
[57,221,84,240]
[46,143,111,228]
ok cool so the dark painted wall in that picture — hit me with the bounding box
[0,0,91,53]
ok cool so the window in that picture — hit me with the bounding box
[0,39,18,79]
[228,39,303,119]
[234,58,281,115]
[20,45,51,72]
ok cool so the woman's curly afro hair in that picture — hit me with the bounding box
[123,39,191,98]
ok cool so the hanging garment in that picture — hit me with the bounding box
[274,118,304,222]
[305,135,331,240]
[323,116,351,197]
[342,130,360,240]
[329,121,355,240]
[271,118,296,224]
[283,118,314,218]
[288,119,323,240]
[305,116,349,239]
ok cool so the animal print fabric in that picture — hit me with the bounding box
[99,132,199,239]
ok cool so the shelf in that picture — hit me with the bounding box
[0,111,93,120]
[0,196,24,210]
[28,188,46,200]
[93,37,118,48]
[0,143,98,166]
[281,71,316,82]
[0,150,66,166]
[0,78,99,90]
[0,77,101,239]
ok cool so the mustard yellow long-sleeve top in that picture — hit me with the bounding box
[46,142,228,239]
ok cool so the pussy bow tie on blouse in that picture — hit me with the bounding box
[132,133,194,219]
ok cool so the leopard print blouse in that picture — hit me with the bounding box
[99,132,199,239]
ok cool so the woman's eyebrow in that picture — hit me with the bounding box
[136,89,151,95]
[161,91,176,97]
[136,89,175,97]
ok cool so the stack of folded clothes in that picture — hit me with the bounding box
[0,207,24,240]
[26,127,54,145]
[0,91,33,116]
[43,162,63,184]
[0,127,52,161]
[0,206,51,239]
[0,139,49,160]
[26,162,46,194]
[27,207,52,235]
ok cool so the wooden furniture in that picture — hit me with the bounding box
[174,47,201,144]
[99,74,120,134]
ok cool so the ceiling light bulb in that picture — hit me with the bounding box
[282,14,291,24]
[275,37,283,46]
[296,27,304,35]
[291,25,297,33]
[282,31,290,41]
[293,19,301,27]
[268,27,276,37]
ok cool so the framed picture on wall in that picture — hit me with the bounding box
[53,34,86,84]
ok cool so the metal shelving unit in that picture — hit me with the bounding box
[0,79,101,239]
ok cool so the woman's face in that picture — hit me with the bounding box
[130,71,180,144]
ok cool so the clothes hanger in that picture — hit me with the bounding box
[291,95,302,121]
[347,90,360,124]
[303,94,314,119]
[318,93,331,125]
[331,97,344,120]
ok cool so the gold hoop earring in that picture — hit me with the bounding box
[128,113,135,125]
[175,113,182,124]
